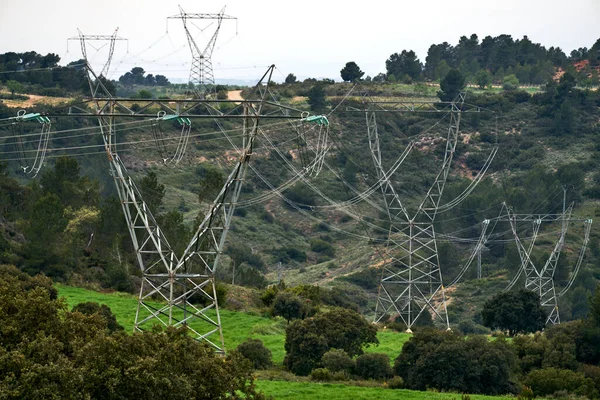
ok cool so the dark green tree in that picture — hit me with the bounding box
[284,73,297,84]
[354,353,393,380]
[273,291,309,323]
[307,84,327,112]
[394,329,517,395]
[284,308,378,375]
[139,171,165,213]
[475,69,492,89]
[236,338,273,369]
[340,61,364,82]
[481,289,546,335]
[438,69,465,101]
[386,50,422,81]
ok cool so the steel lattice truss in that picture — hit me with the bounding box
[348,91,498,330]
[367,95,466,330]
[500,203,593,324]
[68,29,310,352]
[168,6,236,99]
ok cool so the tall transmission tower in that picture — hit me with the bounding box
[64,30,314,353]
[168,6,237,99]
[346,94,496,331]
[501,198,592,324]
[68,28,128,97]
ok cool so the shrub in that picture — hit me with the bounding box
[236,338,272,369]
[322,348,354,373]
[523,368,597,398]
[72,302,124,333]
[387,376,404,389]
[310,368,332,381]
[517,385,534,400]
[261,285,280,307]
[457,320,490,335]
[310,239,335,257]
[355,353,393,380]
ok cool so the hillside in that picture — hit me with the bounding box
[1,74,599,331]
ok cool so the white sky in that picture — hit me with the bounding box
[0,0,598,83]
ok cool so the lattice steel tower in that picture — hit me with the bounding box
[503,199,592,325]
[168,6,237,99]
[359,94,494,331]
[69,32,284,353]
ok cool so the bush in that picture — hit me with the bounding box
[322,348,354,373]
[310,368,332,381]
[523,368,597,398]
[273,291,309,323]
[284,308,378,376]
[457,320,490,335]
[236,338,272,369]
[394,330,517,395]
[72,302,124,333]
[310,239,335,257]
[387,376,404,389]
[355,353,393,380]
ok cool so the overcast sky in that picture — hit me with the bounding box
[1,0,598,83]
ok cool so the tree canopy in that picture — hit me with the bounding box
[481,289,547,335]
[340,61,364,82]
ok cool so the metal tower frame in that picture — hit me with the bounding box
[68,32,309,352]
[68,29,128,97]
[502,201,592,324]
[168,6,237,99]
[346,93,497,331]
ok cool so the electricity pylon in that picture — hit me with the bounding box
[68,28,127,97]
[349,93,496,331]
[69,33,295,353]
[168,6,237,99]
[502,200,592,324]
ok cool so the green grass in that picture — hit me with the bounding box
[56,285,410,364]
[255,380,515,400]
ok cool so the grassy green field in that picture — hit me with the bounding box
[57,285,518,400]
[56,285,410,364]
[255,381,515,400]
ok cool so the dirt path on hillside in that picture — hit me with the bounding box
[1,92,72,108]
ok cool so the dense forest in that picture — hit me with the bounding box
[1,32,600,398]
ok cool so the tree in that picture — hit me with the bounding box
[284,308,378,375]
[236,338,273,369]
[307,84,327,112]
[394,329,517,395]
[438,69,465,101]
[6,79,24,96]
[481,289,546,335]
[503,74,520,90]
[340,61,364,82]
[476,69,492,89]
[354,353,393,380]
[273,291,308,323]
[284,73,297,84]
[321,348,354,373]
[0,265,268,399]
[386,50,422,80]
[139,171,165,213]
[524,368,597,398]
[155,74,170,86]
